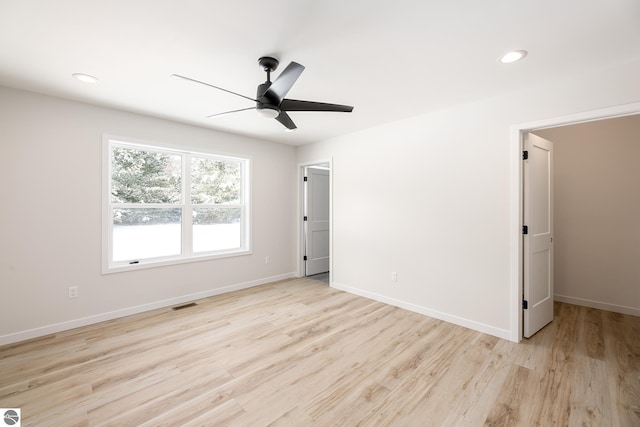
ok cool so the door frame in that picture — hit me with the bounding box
[298,158,333,282]
[509,101,640,342]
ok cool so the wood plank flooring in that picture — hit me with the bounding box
[1,277,639,426]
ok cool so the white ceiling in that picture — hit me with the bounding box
[1,0,639,145]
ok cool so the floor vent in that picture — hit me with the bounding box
[172,302,197,311]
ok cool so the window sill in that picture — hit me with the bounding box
[102,249,252,275]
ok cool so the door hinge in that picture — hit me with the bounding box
[303,216,308,221]
[303,255,308,261]
[522,300,528,309]
[522,225,528,235]
[303,176,308,182]
[523,150,529,160]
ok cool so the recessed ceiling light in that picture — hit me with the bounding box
[499,50,528,64]
[72,73,99,84]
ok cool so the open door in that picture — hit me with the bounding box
[523,133,554,338]
[304,167,330,276]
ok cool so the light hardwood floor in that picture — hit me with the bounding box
[1,277,639,426]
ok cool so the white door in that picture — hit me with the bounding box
[523,133,554,338]
[305,167,330,276]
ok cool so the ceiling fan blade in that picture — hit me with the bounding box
[275,111,297,130]
[171,74,256,102]
[206,107,256,118]
[264,62,305,103]
[280,99,354,113]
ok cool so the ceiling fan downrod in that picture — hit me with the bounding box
[258,56,279,83]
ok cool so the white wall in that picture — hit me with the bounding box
[297,59,640,340]
[534,115,640,316]
[0,87,297,344]
[3,59,639,345]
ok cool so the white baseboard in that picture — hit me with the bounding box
[0,272,296,346]
[331,281,512,341]
[554,294,640,317]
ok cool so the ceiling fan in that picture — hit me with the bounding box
[172,56,353,131]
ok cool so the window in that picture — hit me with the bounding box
[103,137,250,272]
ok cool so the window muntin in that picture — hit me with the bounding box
[104,138,250,272]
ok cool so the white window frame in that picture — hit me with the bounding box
[102,135,251,274]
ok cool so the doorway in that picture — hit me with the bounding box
[299,160,332,284]
[510,102,640,342]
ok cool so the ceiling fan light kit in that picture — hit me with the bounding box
[257,106,280,119]
[173,56,353,131]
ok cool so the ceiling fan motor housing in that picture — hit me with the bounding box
[257,81,280,115]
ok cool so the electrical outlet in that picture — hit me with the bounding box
[391,272,398,282]
[265,256,270,264]
[68,286,78,299]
